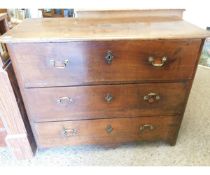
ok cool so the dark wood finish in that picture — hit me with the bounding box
[0,19,7,35]
[0,13,9,64]
[25,82,188,122]
[34,115,180,148]
[0,13,9,35]
[167,39,206,146]
[0,10,208,155]
[8,39,201,88]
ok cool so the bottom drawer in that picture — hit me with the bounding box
[34,116,180,148]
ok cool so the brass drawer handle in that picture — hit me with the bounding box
[57,97,73,104]
[139,124,155,133]
[106,124,113,133]
[105,93,113,103]
[144,92,160,103]
[105,50,113,64]
[148,56,167,67]
[50,59,69,69]
[62,127,78,137]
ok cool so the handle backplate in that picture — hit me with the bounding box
[144,92,160,103]
[50,59,69,69]
[57,97,73,104]
[62,127,78,137]
[139,124,155,133]
[148,56,167,67]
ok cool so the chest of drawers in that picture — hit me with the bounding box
[0,10,209,149]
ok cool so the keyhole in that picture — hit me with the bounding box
[105,50,113,64]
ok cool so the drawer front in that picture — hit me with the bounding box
[24,82,188,122]
[9,39,201,88]
[34,116,179,148]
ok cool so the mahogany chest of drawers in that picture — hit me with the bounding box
[0,10,209,149]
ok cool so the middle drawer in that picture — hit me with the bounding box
[24,82,188,122]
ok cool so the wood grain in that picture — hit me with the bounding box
[0,68,26,134]
[0,64,35,158]
[0,17,209,43]
[75,9,185,19]
[8,39,201,88]
[5,133,34,159]
[24,82,188,122]
[34,115,180,148]
[2,10,207,150]
[4,61,34,135]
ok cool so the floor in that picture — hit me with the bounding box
[0,65,210,166]
[199,39,210,67]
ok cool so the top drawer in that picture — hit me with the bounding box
[8,39,201,88]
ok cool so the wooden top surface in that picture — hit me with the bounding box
[0,16,209,43]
